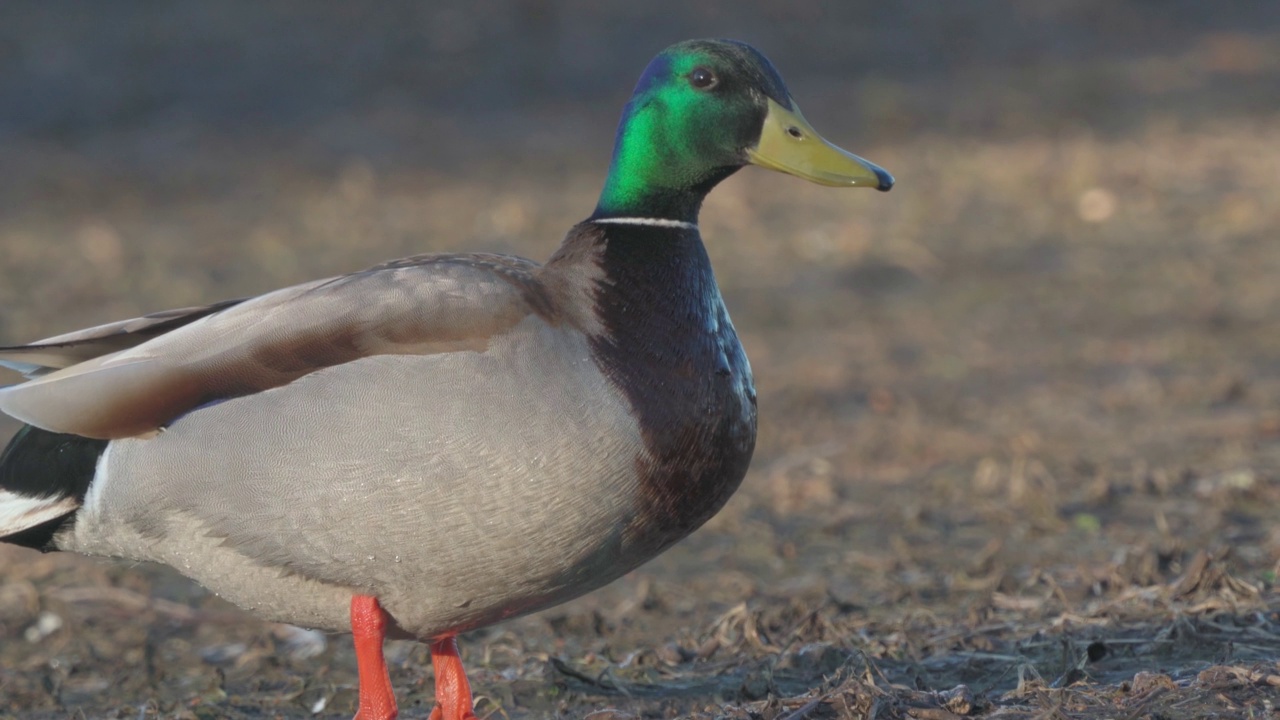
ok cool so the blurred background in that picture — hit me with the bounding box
[1,2,1278,718]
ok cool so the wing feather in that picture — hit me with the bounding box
[0,299,246,376]
[0,254,552,439]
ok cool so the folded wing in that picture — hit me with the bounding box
[0,254,550,439]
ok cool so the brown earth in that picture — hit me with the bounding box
[1,3,1278,718]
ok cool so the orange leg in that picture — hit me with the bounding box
[350,595,398,720]
[426,635,478,720]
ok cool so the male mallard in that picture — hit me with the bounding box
[0,39,891,719]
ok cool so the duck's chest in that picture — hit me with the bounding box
[581,229,758,549]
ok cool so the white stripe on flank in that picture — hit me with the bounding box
[0,489,79,535]
[592,217,698,231]
[81,442,114,519]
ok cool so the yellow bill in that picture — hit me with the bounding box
[747,98,894,191]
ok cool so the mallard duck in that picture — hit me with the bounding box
[0,39,891,720]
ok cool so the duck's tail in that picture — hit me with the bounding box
[0,425,107,551]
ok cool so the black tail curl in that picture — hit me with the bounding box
[0,425,107,551]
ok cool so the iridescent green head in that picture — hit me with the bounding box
[594,39,893,222]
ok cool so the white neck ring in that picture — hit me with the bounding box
[592,217,697,231]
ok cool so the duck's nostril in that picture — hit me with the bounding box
[786,126,803,139]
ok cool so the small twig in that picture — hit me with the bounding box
[551,658,612,688]
[776,696,824,720]
[906,708,964,720]
[549,657,633,696]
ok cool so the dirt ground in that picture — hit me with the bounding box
[1,3,1278,719]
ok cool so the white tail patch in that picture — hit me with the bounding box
[0,489,79,536]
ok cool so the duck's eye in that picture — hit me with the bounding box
[689,67,718,90]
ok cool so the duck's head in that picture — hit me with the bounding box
[595,39,893,222]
